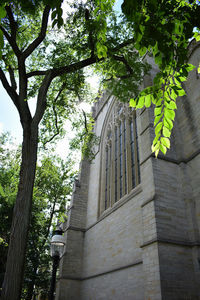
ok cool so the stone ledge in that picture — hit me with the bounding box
[141,194,156,208]
[59,259,143,282]
[140,148,200,166]
[140,237,200,248]
[86,184,142,231]
[64,183,141,232]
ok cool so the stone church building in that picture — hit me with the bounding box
[55,42,200,300]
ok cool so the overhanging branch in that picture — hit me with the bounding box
[26,37,135,81]
[52,56,101,78]
[26,70,48,78]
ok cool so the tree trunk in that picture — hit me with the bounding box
[1,122,39,300]
[25,268,37,300]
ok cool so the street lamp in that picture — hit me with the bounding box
[49,228,65,300]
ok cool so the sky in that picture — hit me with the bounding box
[0,0,123,159]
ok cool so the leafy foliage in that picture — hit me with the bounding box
[130,63,195,156]
[0,134,76,299]
[0,133,20,288]
[122,0,200,156]
[70,110,100,161]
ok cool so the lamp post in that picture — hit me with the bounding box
[49,228,65,300]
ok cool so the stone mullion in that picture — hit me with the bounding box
[121,116,126,197]
[117,122,120,201]
[107,144,110,208]
[108,141,112,208]
[99,145,106,215]
[110,128,115,206]
[105,145,109,210]
[133,113,139,186]
[126,116,132,194]
[102,145,108,212]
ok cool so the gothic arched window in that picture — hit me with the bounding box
[99,100,140,215]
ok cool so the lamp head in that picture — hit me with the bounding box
[50,229,65,258]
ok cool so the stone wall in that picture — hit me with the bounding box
[56,43,200,300]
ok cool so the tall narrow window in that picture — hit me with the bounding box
[130,119,135,188]
[101,101,140,214]
[135,118,141,184]
[119,122,123,199]
[123,119,127,195]
[105,146,108,210]
[114,127,118,202]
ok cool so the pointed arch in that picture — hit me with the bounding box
[98,97,140,216]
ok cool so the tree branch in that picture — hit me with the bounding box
[8,66,17,90]
[51,38,135,79]
[0,25,21,57]
[32,70,53,126]
[52,55,101,78]
[1,55,17,90]
[112,54,133,75]
[82,109,88,133]
[26,70,47,78]
[43,83,66,146]
[0,67,19,110]
[5,6,17,41]
[23,5,51,59]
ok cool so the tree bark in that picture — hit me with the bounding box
[1,122,39,300]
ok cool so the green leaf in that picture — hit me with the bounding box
[194,32,200,42]
[130,98,136,107]
[197,63,200,74]
[0,183,5,197]
[163,117,173,130]
[160,143,167,155]
[153,131,161,145]
[96,43,107,59]
[163,126,171,138]
[0,30,3,49]
[166,100,177,110]
[185,63,196,72]
[154,114,162,126]
[155,148,159,158]
[136,96,145,108]
[161,137,170,149]
[0,6,6,19]
[145,94,151,108]
[154,106,162,116]
[155,122,162,135]
[176,75,187,82]
[51,10,57,20]
[165,108,175,120]
[139,47,147,56]
[152,140,160,152]
[177,88,186,96]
